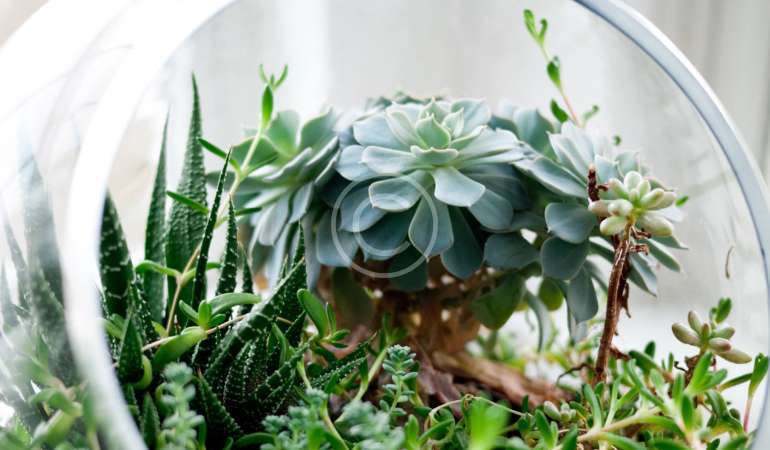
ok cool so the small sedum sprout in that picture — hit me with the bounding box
[672,298,752,364]
[589,170,677,237]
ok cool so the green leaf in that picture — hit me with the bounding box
[0,265,19,333]
[534,410,556,447]
[749,353,768,397]
[711,297,732,323]
[526,292,552,351]
[19,155,63,302]
[261,85,274,129]
[166,191,208,215]
[191,148,232,312]
[561,428,578,450]
[250,342,309,414]
[200,138,242,175]
[3,222,30,312]
[196,375,243,442]
[216,200,239,295]
[583,384,603,427]
[484,233,538,270]
[28,261,74,383]
[566,267,598,323]
[298,289,328,337]
[647,438,690,450]
[310,340,369,390]
[545,203,596,244]
[550,100,569,123]
[118,315,144,383]
[166,76,208,317]
[144,121,168,322]
[514,155,585,197]
[141,394,160,448]
[135,260,180,278]
[541,237,589,280]
[206,293,261,317]
[152,326,207,372]
[597,433,645,450]
[538,278,564,311]
[204,258,306,388]
[331,268,374,329]
[547,57,561,88]
[99,195,135,317]
[470,274,524,329]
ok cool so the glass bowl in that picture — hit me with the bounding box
[1,0,768,447]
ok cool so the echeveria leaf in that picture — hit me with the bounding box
[566,268,598,323]
[432,166,485,207]
[441,208,483,278]
[484,234,538,270]
[540,237,589,280]
[408,198,453,257]
[544,203,596,244]
[514,156,585,198]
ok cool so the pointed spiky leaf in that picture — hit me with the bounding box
[250,342,309,415]
[19,157,63,302]
[117,316,144,383]
[223,341,258,412]
[28,262,74,383]
[140,394,160,448]
[310,340,370,389]
[4,222,30,311]
[203,258,305,390]
[99,196,134,317]
[216,200,238,296]
[166,77,208,314]
[191,150,231,309]
[0,266,19,333]
[196,375,243,441]
[100,196,157,341]
[143,119,168,322]
[240,245,254,294]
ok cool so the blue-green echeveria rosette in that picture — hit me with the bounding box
[238,108,339,285]
[327,98,528,283]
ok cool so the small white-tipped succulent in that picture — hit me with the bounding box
[671,299,751,364]
[589,170,676,237]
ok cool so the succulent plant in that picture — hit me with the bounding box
[236,108,339,285]
[589,170,677,237]
[672,298,752,364]
[325,98,526,285]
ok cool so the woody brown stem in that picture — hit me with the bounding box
[594,223,633,383]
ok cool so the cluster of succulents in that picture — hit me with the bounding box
[1,8,767,450]
[590,170,677,237]
[672,297,752,364]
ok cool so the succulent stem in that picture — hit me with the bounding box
[594,223,632,383]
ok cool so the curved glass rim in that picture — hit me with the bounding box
[2,0,766,447]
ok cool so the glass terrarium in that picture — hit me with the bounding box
[1,0,769,448]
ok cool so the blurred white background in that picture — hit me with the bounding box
[3,0,769,174]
